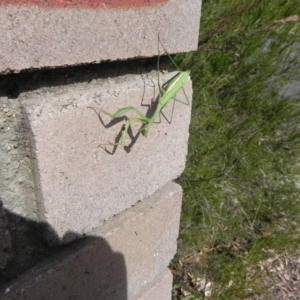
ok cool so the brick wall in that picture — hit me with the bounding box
[0,1,201,299]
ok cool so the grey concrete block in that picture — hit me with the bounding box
[0,97,62,284]
[0,182,182,300]
[0,0,202,73]
[137,268,173,300]
[0,97,38,221]
[21,71,192,244]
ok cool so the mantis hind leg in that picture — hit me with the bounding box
[172,87,190,106]
[156,89,190,125]
[167,92,190,124]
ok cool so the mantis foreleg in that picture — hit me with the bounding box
[106,117,143,146]
[101,106,148,120]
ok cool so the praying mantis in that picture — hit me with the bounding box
[94,38,190,147]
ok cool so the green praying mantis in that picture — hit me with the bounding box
[93,38,190,148]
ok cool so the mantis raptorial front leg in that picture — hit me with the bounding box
[93,36,191,148]
[99,107,150,145]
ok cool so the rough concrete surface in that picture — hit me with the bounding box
[0,97,38,220]
[0,201,11,270]
[137,268,173,300]
[0,182,182,300]
[0,0,201,73]
[20,70,192,244]
[0,94,63,285]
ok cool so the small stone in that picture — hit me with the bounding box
[3,108,9,113]
[6,112,12,117]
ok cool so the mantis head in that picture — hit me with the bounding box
[139,126,149,136]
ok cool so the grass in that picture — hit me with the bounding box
[170,1,300,299]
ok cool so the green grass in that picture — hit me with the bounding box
[171,1,300,299]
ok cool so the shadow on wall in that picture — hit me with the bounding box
[0,201,127,300]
